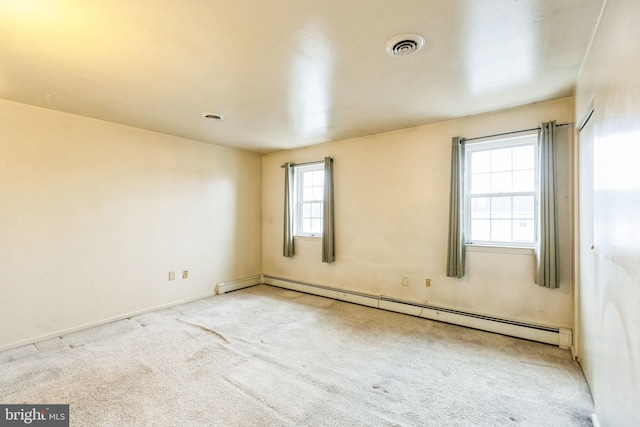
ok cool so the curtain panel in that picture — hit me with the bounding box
[535,121,559,288]
[283,162,295,257]
[446,137,465,278]
[322,157,335,263]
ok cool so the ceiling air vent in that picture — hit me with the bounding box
[385,34,425,57]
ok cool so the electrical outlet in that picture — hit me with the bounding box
[182,270,189,279]
[402,276,409,287]
[425,278,432,287]
[168,271,175,281]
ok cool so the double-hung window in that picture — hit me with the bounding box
[294,164,325,237]
[465,133,537,247]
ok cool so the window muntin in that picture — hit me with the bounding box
[295,164,324,237]
[466,134,537,246]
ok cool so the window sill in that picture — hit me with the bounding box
[294,235,322,241]
[465,244,534,255]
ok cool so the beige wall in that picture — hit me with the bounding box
[0,99,262,350]
[574,0,640,424]
[263,98,573,328]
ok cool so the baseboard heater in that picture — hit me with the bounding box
[262,275,572,349]
[216,275,263,295]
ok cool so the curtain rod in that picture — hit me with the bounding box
[280,158,331,168]
[462,123,572,143]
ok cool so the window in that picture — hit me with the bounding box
[294,163,325,237]
[465,133,537,246]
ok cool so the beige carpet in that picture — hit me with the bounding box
[1,284,593,426]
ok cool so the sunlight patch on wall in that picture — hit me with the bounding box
[0,0,71,29]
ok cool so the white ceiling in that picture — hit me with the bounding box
[1,0,603,154]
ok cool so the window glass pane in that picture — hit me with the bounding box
[513,170,534,192]
[471,173,491,194]
[471,151,491,174]
[295,165,325,235]
[313,170,324,186]
[303,171,313,188]
[312,187,323,200]
[491,171,512,193]
[471,219,490,241]
[471,197,490,218]
[303,187,313,201]
[513,219,534,242]
[491,148,512,172]
[491,220,512,241]
[311,202,322,218]
[513,196,534,219]
[491,196,511,219]
[465,136,536,246]
[512,145,534,170]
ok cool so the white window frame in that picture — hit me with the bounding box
[464,132,538,248]
[294,163,325,238]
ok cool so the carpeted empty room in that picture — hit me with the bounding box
[7,0,640,425]
[0,285,593,426]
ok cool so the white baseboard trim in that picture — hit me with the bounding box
[1,273,569,354]
[263,275,570,347]
[216,274,262,295]
[591,413,601,427]
[0,290,218,354]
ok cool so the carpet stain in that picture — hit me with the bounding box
[372,384,389,393]
[128,319,141,328]
[186,349,208,363]
[129,318,148,328]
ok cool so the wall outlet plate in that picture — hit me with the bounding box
[169,271,175,281]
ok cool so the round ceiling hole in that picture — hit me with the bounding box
[202,112,225,120]
[385,34,425,57]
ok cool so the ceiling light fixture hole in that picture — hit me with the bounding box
[203,112,225,120]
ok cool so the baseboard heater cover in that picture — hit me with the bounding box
[262,275,572,348]
[216,275,262,295]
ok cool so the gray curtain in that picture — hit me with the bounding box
[446,137,465,278]
[322,157,335,263]
[536,121,559,288]
[283,162,295,257]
